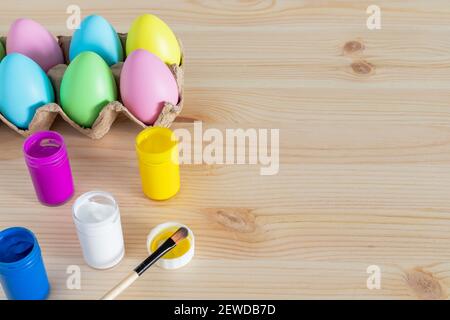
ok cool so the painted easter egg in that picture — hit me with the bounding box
[60,52,117,128]
[126,14,181,66]
[7,18,64,72]
[0,53,55,129]
[121,49,179,125]
[0,41,5,61]
[70,15,124,66]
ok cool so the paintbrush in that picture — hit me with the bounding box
[101,227,189,300]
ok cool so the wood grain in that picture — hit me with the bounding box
[1,0,450,299]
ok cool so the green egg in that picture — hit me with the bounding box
[60,51,117,128]
[0,41,5,61]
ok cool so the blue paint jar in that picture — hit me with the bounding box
[0,227,50,300]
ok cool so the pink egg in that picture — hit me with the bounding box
[7,18,64,72]
[121,49,179,125]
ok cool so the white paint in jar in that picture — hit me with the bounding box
[72,191,125,269]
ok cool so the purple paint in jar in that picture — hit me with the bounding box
[23,131,74,206]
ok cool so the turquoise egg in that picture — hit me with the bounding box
[69,15,124,66]
[0,53,55,129]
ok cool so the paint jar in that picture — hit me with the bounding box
[23,131,74,206]
[136,127,180,200]
[0,227,50,300]
[146,222,194,270]
[72,191,125,269]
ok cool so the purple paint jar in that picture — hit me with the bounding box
[23,131,74,206]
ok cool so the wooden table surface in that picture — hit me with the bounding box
[1,0,450,300]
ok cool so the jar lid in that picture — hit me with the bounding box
[136,127,179,165]
[146,222,194,270]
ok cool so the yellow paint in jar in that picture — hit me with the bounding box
[150,227,191,259]
[136,127,180,200]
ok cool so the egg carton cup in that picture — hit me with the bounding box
[0,34,184,139]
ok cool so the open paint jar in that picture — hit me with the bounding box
[0,227,50,300]
[136,127,180,201]
[146,222,194,270]
[72,191,125,269]
[23,131,74,206]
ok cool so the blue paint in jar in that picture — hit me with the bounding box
[0,227,50,300]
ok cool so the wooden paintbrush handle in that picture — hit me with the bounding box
[101,271,139,300]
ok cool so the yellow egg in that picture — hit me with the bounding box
[126,14,181,66]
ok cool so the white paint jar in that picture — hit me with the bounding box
[72,191,125,269]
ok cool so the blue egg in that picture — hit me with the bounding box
[70,15,124,66]
[0,53,55,129]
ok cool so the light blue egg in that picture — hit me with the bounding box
[0,53,55,129]
[70,15,124,66]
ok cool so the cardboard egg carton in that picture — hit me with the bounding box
[0,34,184,139]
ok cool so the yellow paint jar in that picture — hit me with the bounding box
[136,127,180,200]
